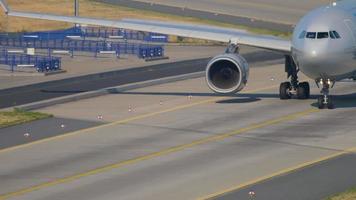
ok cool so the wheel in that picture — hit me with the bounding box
[318,96,325,109]
[280,82,292,100]
[327,96,335,109]
[297,82,310,99]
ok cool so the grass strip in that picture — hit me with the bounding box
[0,108,52,128]
[327,187,356,200]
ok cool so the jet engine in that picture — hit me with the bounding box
[206,53,249,94]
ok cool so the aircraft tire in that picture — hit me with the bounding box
[280,82,292,100]
[297,82,310,99]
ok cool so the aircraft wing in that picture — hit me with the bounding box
[0,0,291,53]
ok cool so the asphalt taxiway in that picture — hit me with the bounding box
[213,153,356,200]
[0,48,282,108]
[0,117,103,150]
[0,61,356,200]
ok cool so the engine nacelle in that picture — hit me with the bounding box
[206,53,249,94]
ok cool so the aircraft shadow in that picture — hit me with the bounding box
[310,93,356,109]
[111,91,356,109]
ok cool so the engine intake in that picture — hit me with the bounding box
[206,54,249,94]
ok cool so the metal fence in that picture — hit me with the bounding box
[0,38,164,58]
[81,27,168,42]
[0,49,61,72]
[0,26,169,42]
[23,27,83,40]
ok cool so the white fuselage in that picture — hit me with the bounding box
[291,0,356,81]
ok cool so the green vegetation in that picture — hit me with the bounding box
[326,187,356,200]
[0,108,52,128]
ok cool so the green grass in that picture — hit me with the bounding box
[0,108,52,128]
[326,187,356,200]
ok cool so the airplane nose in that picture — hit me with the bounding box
[300,48,322,66]
[309,50,318,57]
[299,41,328,65]
[297,41,342,79]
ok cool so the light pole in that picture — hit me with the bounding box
[74,0,79,28]
[74,0,79,17]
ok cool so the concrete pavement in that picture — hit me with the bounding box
[0,62,356,199]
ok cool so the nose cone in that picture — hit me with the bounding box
[296,40,348,79]
[296,41,333,79]
[301,46,324,66]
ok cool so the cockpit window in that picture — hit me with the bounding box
[302,31,341,39]
[299,31,306,39]
[330,31,341,39]
[317,32,329,39]
[306,32,316,39]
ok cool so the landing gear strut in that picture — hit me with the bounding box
[316,79,335,109]
[279,55,310,100]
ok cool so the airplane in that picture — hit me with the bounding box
[0,0,355,109]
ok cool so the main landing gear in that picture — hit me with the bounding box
[316,78,335,109]
[279,55,310,100]
[279,81,310,99]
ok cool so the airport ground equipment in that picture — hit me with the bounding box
[0,49,61,72]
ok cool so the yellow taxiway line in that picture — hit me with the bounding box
[0,85,278,155]
[198,146,356,200]
[0,93,318,199]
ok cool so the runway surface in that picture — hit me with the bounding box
[0,62,356,200]
[0,49,282,108]
[99,0,328,28]
[213,153,356,200]
[0,117,103,150]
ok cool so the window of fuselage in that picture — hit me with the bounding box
[317,32,329,39]
[306,32,316,39]
[331,31,341,39]
[299,31,306,39]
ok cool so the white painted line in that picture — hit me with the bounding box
[7,50,25,53]
[66,36,81,39]
[52,50,70,54]
[17,64,35,67]
[109,35,124,39]
[151,36,167,39]
[23,35,38,38]
[99,51,116,54]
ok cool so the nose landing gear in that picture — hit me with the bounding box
[316,79,335,109]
